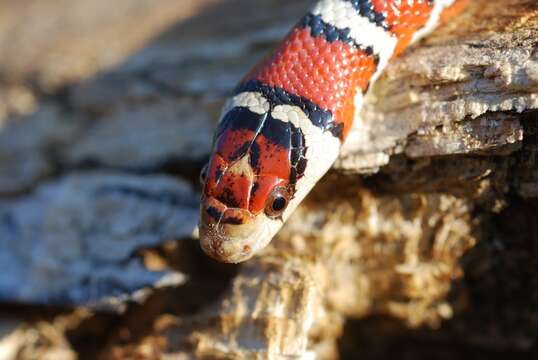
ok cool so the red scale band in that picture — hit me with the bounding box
[245,26,377,139]
[372,0,434,55]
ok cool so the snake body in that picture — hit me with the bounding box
[199,0,464,263]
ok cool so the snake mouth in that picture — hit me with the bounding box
[199,197,268,263]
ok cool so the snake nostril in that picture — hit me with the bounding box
[205,206,223,222]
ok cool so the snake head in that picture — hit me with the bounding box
[198,103,294,263]
[198,89,340,263]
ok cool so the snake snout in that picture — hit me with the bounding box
[199,197,263,263]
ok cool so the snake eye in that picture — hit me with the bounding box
[200,163,209,185]
[265,187,290,218]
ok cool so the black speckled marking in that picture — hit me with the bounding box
[206,206,223,221]
[218,187,240,208]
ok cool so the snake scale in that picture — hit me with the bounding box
[199,0,466,263]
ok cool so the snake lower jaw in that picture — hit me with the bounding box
[198,223,271,264]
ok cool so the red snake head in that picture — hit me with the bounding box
[198,102,295,263]
[198,87,341,263]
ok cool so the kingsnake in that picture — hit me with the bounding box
[199,0,466,263]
